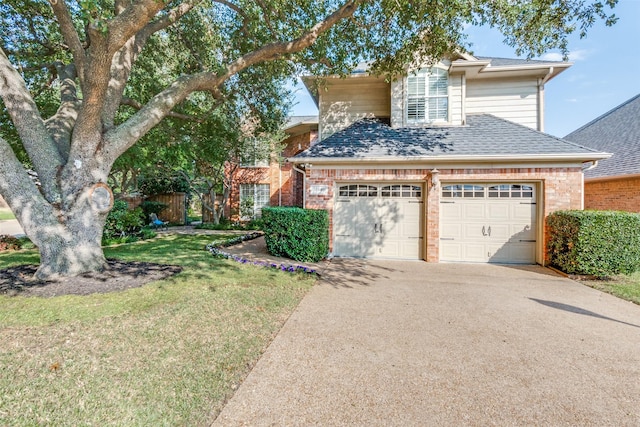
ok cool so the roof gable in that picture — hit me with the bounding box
[564,94,640,179]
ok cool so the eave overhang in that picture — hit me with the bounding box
[289,152,611,166]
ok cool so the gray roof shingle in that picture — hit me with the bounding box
[564,94,640,178]
[292,114,605,162]
[474,56,566,67]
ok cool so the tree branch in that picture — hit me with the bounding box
[49,0,87,90]
[0,48,63,202]
[219,0,363,81]
[105,0,363,164]
[44,63,80,160]
[121,97,204,122]
[106,0,171,54]
[0,136,58,235]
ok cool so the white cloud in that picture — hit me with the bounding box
[540,49,589,62]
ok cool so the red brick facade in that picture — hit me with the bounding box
[584,176,640,213]
[303,166,584,264]
[226,130,317,220]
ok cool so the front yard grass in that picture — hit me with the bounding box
[0,234,316,426]
[582,271,640,305]
[0,208,15,221]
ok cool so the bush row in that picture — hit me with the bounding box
[546,210,640,276]
[261,207,329,263]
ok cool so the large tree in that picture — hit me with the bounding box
[0,0,617,279]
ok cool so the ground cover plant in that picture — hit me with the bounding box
[0,234,315,425]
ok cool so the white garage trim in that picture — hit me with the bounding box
[439,183,538,264]
[333,183,424,259]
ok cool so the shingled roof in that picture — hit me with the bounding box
[564,94,640,179]
[292,114,607,163]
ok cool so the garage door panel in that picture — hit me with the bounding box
[462,203,486,219]
[486,224,511,241]
[487,203,510,220]
[508,224,536,241]
[440,183,537,264]
[440,241,462,261]
[441,223,462,240]
[513,203,536,220]
[488,242,536,264]
[440,203,462,220]
[462,223,488,241]
[334,184,422,259]
[463,243,489,262]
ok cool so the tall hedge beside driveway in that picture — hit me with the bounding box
[262,207,329,263]
[546,210,640,276]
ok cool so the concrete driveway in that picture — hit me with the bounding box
[213,260,640,426]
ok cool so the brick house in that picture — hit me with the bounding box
[226,116,318,220]
[283,54,609,265]
[564,94,640,212]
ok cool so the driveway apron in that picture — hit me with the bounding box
[213,261,640,426]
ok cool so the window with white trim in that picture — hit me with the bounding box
[407,67,448,123]
[239,184,270,219]
[240,139,270,167]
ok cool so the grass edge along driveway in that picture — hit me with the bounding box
[0,234,315,426]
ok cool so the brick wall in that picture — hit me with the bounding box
[304,166,583,263]
[226,130,317,220]
[585,177,640,212]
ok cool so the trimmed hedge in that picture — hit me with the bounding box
[546,210,640,276]
[261,207,329,263]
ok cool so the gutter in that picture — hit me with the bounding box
[289,152,611,165]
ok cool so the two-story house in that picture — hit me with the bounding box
[285,53,609,265]
[226,115,318,220]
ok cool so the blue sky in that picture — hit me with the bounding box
[292,0,640,138]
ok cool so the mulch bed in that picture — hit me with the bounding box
[0,260,182,297]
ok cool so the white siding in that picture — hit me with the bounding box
[465,78,538,129]
[449,74,463,125]
[319,78,390,140]
[390,77,403,128]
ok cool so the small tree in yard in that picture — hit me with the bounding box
[0,0,617,279]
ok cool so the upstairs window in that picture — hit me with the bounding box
[240,139,270,167]
[407,67,448,123]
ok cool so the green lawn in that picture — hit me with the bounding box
[0,234,316,426]
[582,271,640,305]
[0,208,15,221]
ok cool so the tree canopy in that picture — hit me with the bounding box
[0,0,618,279]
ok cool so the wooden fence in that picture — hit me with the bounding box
[147,192,187,224]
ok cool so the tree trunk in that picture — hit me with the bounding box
[35,231,108,280]
[9,184,111,281]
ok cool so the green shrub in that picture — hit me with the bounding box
[262,207,328,262]
[547,210,640,276]
[104,200,145,241]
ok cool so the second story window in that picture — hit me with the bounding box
[240,139,270,167]
[407,67,448,123]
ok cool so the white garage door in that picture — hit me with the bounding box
[333,184,423,259]
[440,184,537,264]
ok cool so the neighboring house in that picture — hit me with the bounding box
[564,94,640,212]
[283,53,609,265]
[226,116,318,219]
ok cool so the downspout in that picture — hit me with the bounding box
[537,67,554,132]
[292,163,306,207]
[581,161,599,210]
